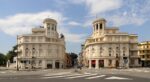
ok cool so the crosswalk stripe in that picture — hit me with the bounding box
[65,73,98,79]
[43,72,71,76]
[42,73,83,79]
[105,76,132,80]
[85,75,106,79]
[42,75,65,79]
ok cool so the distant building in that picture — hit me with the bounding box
[138,41,150,67]
[65,53,72,68]
[78,44,84,66]
[16,18,66,69]
[82,18,140,69]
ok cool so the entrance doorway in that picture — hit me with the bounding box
[47,64,52,69]
[99,60,104,67]
[116,60,119,67]
[91,60,95,68]
[55,62,60,69]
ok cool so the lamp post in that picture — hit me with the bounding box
[16,52,19,71]
[16,35,19,71]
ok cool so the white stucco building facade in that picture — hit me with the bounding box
[16,18,66,69]
[82,18,140,69]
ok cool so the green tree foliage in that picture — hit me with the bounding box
[6,45,17,63]
[0,53,6,66]
[67,53,78,66]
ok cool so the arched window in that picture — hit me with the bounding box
[100,23,103,29]
[52,27,54,30]
[96,24,98,30]
[47,23,50,29]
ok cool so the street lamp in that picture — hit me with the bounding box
[15,35,19,71]
[15,50,19,71]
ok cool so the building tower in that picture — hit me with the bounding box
[43,18,59,38]
[92,18,106,37]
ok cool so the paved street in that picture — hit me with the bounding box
[0,68,150,82]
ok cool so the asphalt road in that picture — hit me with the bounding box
[0,72,150,82]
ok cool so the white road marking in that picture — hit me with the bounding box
[43,72,71,76]
[65,73,98,79]
[42,73,83,79]
[105,76,132,80]
[85,75,106,79]
[144,70,149,73]
[42,75,65,79]
[84,72,92,74]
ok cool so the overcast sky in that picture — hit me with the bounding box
[0,0,150,54]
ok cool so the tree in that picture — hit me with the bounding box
[0,53,6,66]
[6,45,17,63]
[68,53,78,67]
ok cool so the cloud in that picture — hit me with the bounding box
[84,0,122,15]
[80,0,150,27]
[69,0,122,15]
[107,0,150,26]
[107,15,146,26]
[0,11,64,35]
[0,11,86,43]
[67,21,81,26]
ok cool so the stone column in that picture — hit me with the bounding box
[89,60,92,69]
[42,60,46,69]
[52,60,56,69]
[59,61,62,69]
[95,59,99,69]
[36,60,38,68]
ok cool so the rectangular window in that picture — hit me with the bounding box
[130,59,134,64]
[142,55,144,58]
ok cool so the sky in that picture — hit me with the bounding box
[0,0,150,54]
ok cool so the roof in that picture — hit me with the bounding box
[43,18,57,24]
[105,27,119,30]
[93,18,106,24]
